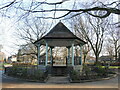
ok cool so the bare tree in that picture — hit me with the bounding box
[15,18,49,62]
[16,18,47,43]
[106,40,114,61]
[0,0,119,19]
[0,44,3,52]
[73,23,91,65]
[72,14,109,64]
[15,0,120,19]
[82,44,91,65]
[108,25,120,61]
[0,0,16,10]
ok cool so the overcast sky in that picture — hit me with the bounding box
[0,0,119,57]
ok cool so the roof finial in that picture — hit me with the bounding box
[59,20,61,22]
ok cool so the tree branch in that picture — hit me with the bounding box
[36,0,69,5]
[0,0,16,10]
[19,6,120,19]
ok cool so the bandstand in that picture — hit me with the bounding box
[34,22,86,76]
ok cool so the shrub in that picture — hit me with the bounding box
[32,70,45,80]
[70,70,80,80]
[110,62,120,66]
[82,65,91,77]
[19,68,28,78]
[12,63,32,67]
[7,66,19,76]
[6,65,47,81]
[93,64,108,77]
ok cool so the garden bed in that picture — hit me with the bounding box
[69,65,117,83]
[4,65,48,82]
[69,73,117,83]
[4,64,118,83]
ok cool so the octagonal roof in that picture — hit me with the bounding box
[34,22,86,47]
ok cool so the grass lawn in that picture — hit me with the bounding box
[3,63,12,65]
[0,63,3,70]
[109,66,120,69]
[101,66,120,69]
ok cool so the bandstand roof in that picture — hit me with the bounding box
[34,22,86,47]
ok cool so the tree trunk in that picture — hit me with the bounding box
[95,53,99,65]
[115,44,118,61]
[115,48,118,61]
[83,55,87,65]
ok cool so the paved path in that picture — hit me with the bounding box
[46,76,69,84]
[1,70,119,88]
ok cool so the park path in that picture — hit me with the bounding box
[46,76,69,84]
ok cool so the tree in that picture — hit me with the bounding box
[0,0,120,19]
[73,23,91,64]
[15,18,49,62]
[82,44,91,65]
[16,18,47,43]
[108,25,120,61]
[106,40,114,61]
[0,44,3,52]
[0,0,16,10]
[71,14,109,64]
[16,0,120,19]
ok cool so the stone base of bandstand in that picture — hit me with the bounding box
[73,65,83,72]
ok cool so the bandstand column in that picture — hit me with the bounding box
[37,44,40,65]
[67,47,70,65]
[71,43,74,66]
[45,41,48,66]
[80,45,83,65]
[50,47,53,65]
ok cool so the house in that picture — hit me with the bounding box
[0,52,5,63]
[7,55,17,63]
[99,55,115,63]
[11,55,17,62]
[86,56,96,64]
[17,43,37,64]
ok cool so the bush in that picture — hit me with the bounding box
[110,62,120,66]
[7,66,18,76]
[82,65,91,77]
[32,70,45,80]
[6,66,47,81]
[70,70,80,80]
[12,63,32,67]
[19,68,28,78]
[93,64,108,77]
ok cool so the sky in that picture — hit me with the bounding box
[0,0,119,58]
[0,0,86,57]
[0,17,18,57]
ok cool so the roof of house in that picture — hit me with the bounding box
[99,55,114,61]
